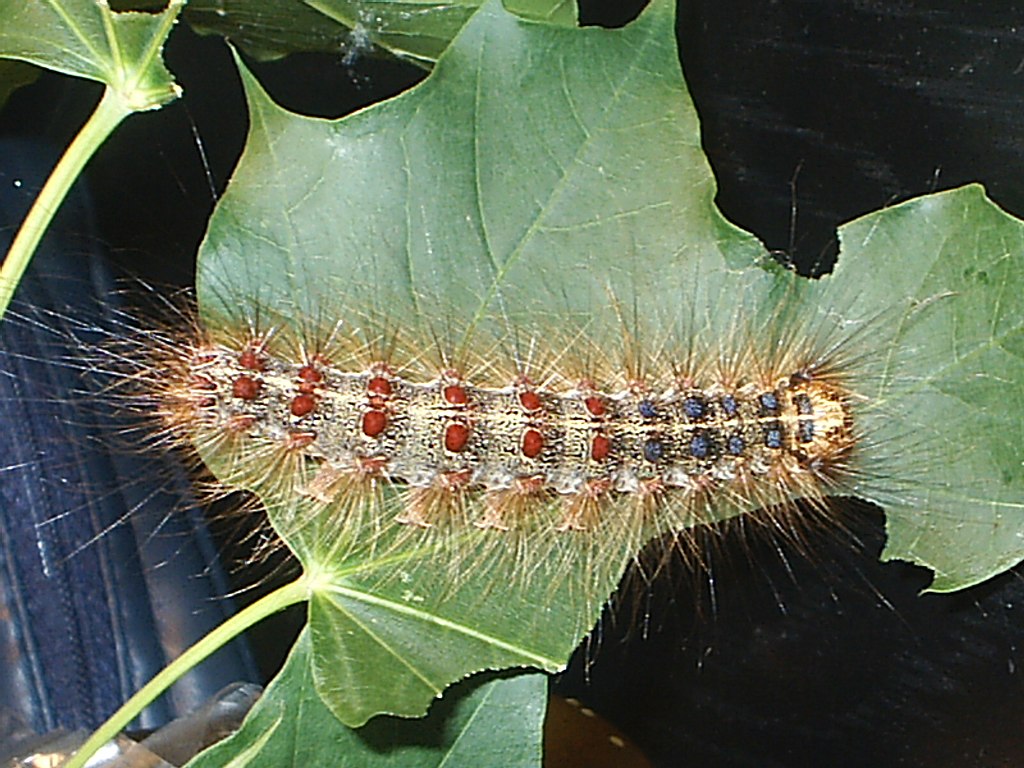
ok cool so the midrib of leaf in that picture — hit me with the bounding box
[324,584,562,667]
[47,0,108,72]
[222,714,283,767]
[878,290,1021,406]
[99,1,123,80]
[839,191,1022,408]
[0,0,183,319]
[398,131,420,318]
[468,7,663,327]
[117,2,182,100]
[436,686,492,767]
[945,493,1024,510]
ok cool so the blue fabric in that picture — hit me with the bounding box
[0,139,258,734]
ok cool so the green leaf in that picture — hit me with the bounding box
[185,630,546,768]
[200,0,748,727]
[194,0,1022,735]
[0,0,182,110]
[185,0,575,65]
[824,185,1024,592]
[185,0,360,62]
[199,0,767,350]
[305,0,577,65]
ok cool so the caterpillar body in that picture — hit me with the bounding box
[183,332,857,537]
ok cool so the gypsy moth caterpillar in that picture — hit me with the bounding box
[129,262,905,605]
[8,3,1023,763]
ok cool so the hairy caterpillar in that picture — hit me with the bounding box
[12,0,1019,761]
[164,299,862,550]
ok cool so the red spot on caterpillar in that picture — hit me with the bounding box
[519,390,542,413]
[362,410,387,438]
[522,428,544,458]
[232,375,261,400]
[291,394,316,417]
[238,347,264,371]
[286,430,317,449]
[181,332,861,543]
[585,396,606,417]
[444,385,468,405]
[298,364,322,383]
[368,376,392,397]
[445,422,470,453]
[298,365,322,394]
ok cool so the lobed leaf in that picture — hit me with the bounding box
[185,0,360,62]
[0,0,182,110]
[185,0,575,65]
[827,185,1024,592]
[306,0,576,65]
[194,0,1023,735]
[186,630,545,767]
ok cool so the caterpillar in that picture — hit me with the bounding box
[57,0,1024,736]
[172,308,859,542]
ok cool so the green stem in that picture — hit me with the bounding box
[0,87,131,320]
[64,577,310,768]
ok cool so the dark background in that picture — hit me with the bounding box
[1,1,1023,766]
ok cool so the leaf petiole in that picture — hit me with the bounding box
[0,87,129,319]
[63,576,310,768]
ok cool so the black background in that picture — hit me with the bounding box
[2,1,1023,766]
